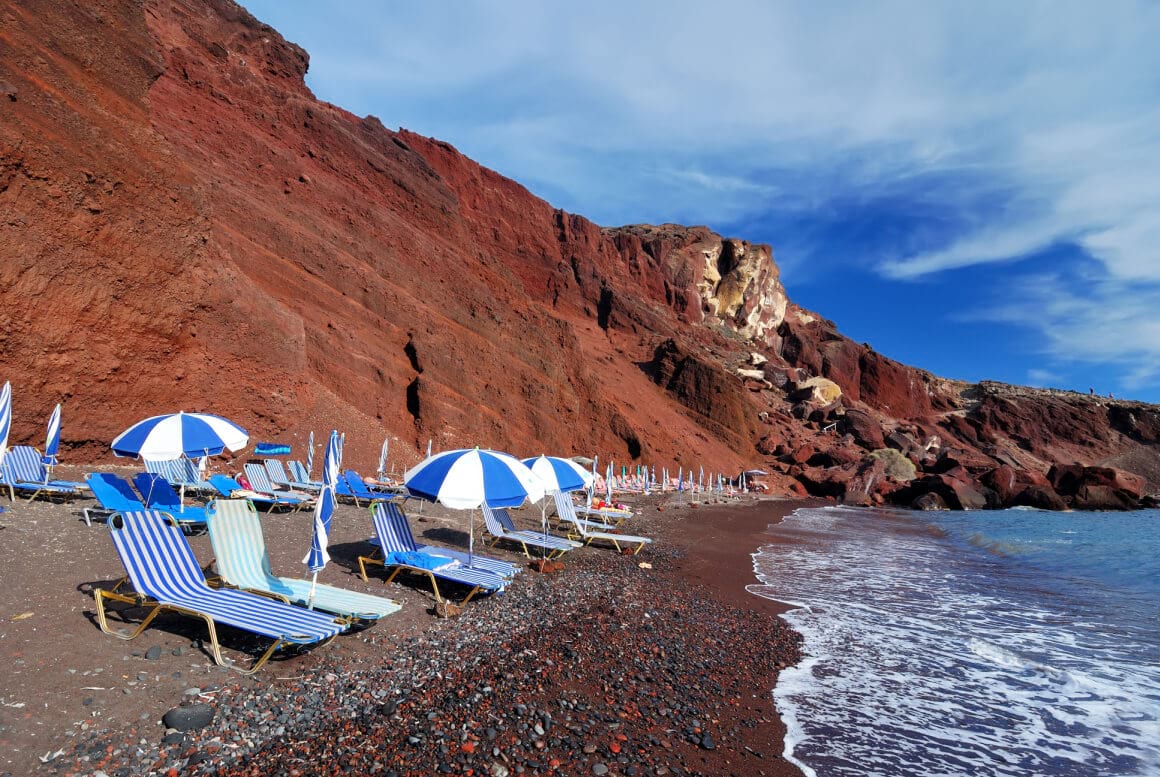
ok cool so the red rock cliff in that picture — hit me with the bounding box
[2,0,1158,509]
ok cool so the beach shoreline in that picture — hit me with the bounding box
[0,477,814,776]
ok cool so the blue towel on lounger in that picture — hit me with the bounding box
[385,550,456,571]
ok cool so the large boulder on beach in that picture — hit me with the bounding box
[789,377,843,406]
[841,409,886,450]
[1012,485,1068,511]
[162,703,214,732]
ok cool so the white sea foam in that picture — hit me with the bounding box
[753,506,1160,777]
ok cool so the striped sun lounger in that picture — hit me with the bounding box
[206,474,301,513]
[481,503,582,559]
[242,464,312,511]
[95,510,345,674]
[360,501,507,605]
[206,499,401,622]
[264,459,321,493]
[131,473,208,531]
[0,445,86,502]
[551,489,651,555]
[368,500,522,579]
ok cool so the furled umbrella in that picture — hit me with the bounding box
[42,402,62,481]
[378,437,390,479]
[405,448,544,567]
[303,430,341,608]
[0,381,11,467]
[305,430,315,478]
[523,455,594,557]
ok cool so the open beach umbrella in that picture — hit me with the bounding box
[303,430,341,608]
[405,448,544,566]
[523,455,594,557]
[0,381,11,466]
[111,412,248,461]
[305,430,315,477]
[42,403,62,472]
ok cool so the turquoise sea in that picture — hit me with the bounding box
[749,506,1160,777]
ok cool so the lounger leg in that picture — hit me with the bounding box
[519,542,533,560]
[422,571,443,603]
[459,586,482,606]
[358,554,382,582]
[95,589,162,640]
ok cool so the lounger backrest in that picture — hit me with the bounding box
[206,499,277,591]
[182,458,204,484]
[145,458,182,484]
[550,489,586,534]
[371,501,419,554]
[265,459,291,486]
[132,472,181,510]
[6,446,47,483]
[243,463,277,494]
[480,504,508,536]
[87,473,146,511]
[108,510,211,598]
[288,460,310,482]
[343,470,374,498]
[208,473,241,496]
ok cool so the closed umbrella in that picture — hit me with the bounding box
[378,437,390,478]
[43,403,61,469]
[305,430,315,477]
[405,448,544,567]
[0,382,11,466]
[303,430,341,608]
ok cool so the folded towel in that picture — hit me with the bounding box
[386,550,458,571]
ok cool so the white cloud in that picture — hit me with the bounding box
[243,0,1160,394]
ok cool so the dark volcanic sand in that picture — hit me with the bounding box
[2,485,810,777]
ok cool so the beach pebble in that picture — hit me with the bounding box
[161,704,214,732]
[592,764,609,775]
[144,646,163,660]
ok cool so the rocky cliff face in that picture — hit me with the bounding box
[2,0,1157,509]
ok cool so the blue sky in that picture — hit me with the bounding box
[242,1,1160,403]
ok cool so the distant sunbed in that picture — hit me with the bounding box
[0,445,87,502]
[206,474,305,513]
[552,489,651,555]
[480,503,582,559]
[366,500,522,579]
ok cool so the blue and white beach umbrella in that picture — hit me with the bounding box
[522,455,593,494]
[378,437,390,478]
[303,430,341,607]
[43,403,62,468]
[522,455,593,557]
[406,448,544,565]
[0,381,11,465]
[111,412,248,461]
[305,430,315,477]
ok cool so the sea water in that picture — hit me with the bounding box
[749,505,1160,777]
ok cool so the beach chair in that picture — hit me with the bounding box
[145,458,215,495]
[552,489,651,555]
[84,472,146,526]
[367,500,522,579]
[241,464,312,511]
[207,474,303,514]
[480,503,582,559]
[337,470,382,507]
[264,459,321,493]
[206,499,401,622]
[0,445,86,502]
[288,460,323,489]
[95,510,345,674]
[359,501,507,604]
[131,473,208,531]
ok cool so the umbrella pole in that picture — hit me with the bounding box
[307,572,318,610]
[541,501,549,561]
[468,509,474,568]
[180,482,186,513]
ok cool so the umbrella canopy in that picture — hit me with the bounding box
[304,430,341,575]
[43,403,62,466]
[405,448,544,509]
[522,455,593,493]
[0,381,11,463]
[111,412,248,461]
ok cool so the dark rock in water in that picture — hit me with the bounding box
[912,492,948,511]
[162,703,214,732]
[1012,485,1067,511]
[144,645,163,660]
